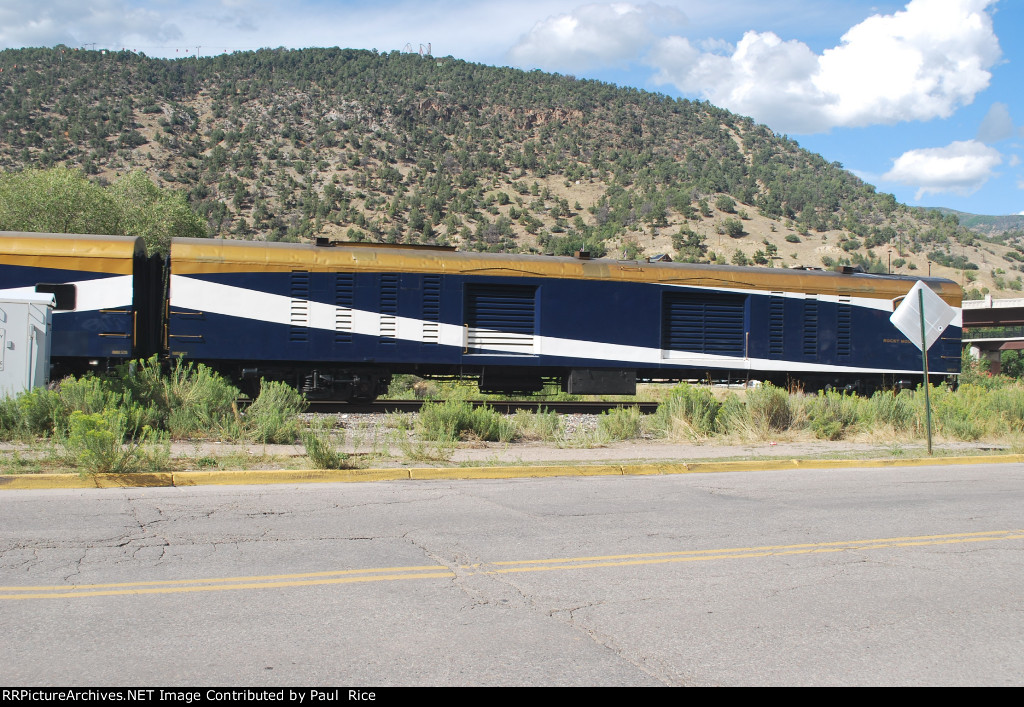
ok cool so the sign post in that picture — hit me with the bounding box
[889,281,956,455]
[918,287,933,454]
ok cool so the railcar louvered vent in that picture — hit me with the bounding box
[769,293,785,356]
[661,292,746,356]
[466,284,537,354]
[334,273,354,344]
[837,296,852,357]
[289,271,310,343]
[803,296,818,358]
[422,275,441,345]
[380,274,398,343]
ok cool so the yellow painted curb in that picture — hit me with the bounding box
[171,468,411,485]
[409,464,626,480]
[1,454,1022,490]
[0,472,173,490]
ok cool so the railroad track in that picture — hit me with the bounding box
[305,399,660,415]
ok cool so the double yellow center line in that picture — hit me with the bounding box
[2,530,1021,601]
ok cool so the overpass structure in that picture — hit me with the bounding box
[961,296,1024,374]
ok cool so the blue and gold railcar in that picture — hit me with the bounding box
[167,238,962,398]
[0,232,162,374]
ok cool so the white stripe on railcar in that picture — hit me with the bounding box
[0,275,133,312]
[170,275,953,376]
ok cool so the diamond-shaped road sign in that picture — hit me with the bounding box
[889,280,957,352]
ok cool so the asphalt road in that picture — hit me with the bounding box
[2,462,1023,686]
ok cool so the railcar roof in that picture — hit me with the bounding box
[0,231,145,274]
[171,238,962,306]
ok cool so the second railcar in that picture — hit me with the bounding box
[167,238,962,399]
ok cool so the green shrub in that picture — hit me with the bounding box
[416,399,517,442]
[650,383,721,439]
[927,385,986,440]
[862,391,916,432]
[106,356,241,439]
[723,218,745,237]
[0,387,63,440]
[716,394,749,433]
[417,399,470,441]
[512,409,562,441]
[806,390,859,440]
[597,406,644,441]
[745,384,794,433]
[161,360,241,439]
[57,375,121,417]
[60,409,167,475]
[244,380,307,443]
[0,396,19,439]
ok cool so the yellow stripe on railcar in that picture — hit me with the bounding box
[170,238,962,307]
[0,231,144,275]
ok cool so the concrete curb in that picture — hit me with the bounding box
[2,453,1022,490]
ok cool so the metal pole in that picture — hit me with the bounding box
[919,288,933,455]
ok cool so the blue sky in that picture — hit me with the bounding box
[1,0,1021,216]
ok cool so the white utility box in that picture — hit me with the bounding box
[0,296,54,399]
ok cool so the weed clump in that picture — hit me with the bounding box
[512,408,562,441]
[806,390,859,440]
[301,419,351,469]
[745,383,794,434]
[597,405,644,441]
[244,380,307,443]
[416,399,517,442]
[649,383,721,440]
[59,409,168,476]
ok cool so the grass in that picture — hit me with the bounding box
[0,358,310,473]
[9,368,1024,474]
[415,399,518,443]
[300,418,352,469]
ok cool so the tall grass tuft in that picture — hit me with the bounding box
[416,399,517,442]
[59,408,168,476]
[805,390,860,440]
[861,390,916,433]
[512,408,563,441]
[301,419,350,469]
[926,384,986,440]
[0,387,63,440]
[244,380,307,443]
[745,383,794,434]
[649,383,721,440]
[159,359,241,439]
[597,405,644,441]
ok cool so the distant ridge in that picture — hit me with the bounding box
[924,207,1024,237]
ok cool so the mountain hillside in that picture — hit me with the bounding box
[1,45,1019,298]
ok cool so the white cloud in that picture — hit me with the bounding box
[977,102,1015,143]
[648,31,828,133]
[648,0,1001,134]
[883,140,1002,200]
[0,0,183,50]
[507,2,685,72]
